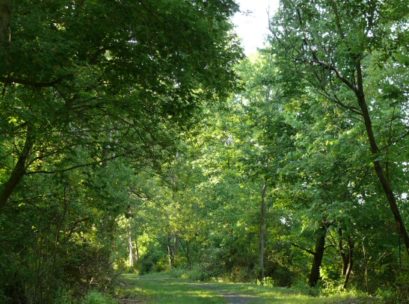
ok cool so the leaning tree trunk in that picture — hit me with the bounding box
[308,224,328,287]
[355,62,409,255]
[0,125,34,209]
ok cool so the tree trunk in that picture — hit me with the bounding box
[362,240,369,292]
[308,224,328,287]
[0,125,34,209]
[185,240,192,268]
[338,229,354,286]
[343,238,354,289]
[355,62,409,256]
[167,235,175,269]
[259,181,267,283]
[338,229,348,276]
[128,231,134,267]
[0,0,11,45]
[135,240,140,263]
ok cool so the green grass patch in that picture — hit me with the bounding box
[117,273,224,303]
[117,273,382,304]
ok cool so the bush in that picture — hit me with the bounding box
[81,291,117,304]
[54,289,75,304]
[291,279,320,296]
[168,264,222,281]
[138,244,169,274]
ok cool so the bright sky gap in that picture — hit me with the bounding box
[232,0,280,55]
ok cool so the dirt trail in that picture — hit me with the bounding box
[118,298,146,304]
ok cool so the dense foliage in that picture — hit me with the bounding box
[1,0,409,303]
[0,0,241,303]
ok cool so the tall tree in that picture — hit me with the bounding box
[269,0,409,255]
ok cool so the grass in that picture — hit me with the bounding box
[117,273,223,304]
[116,273,381,304]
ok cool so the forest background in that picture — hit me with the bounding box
[1,0,409,303]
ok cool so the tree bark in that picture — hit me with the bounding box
[258,181,267,283]
[128,231,134,267]
[135,240,140,263]
[0,0,11,45]
[362,240,369,292]
[167,235,175,269]
[343,238,354,289]
[0,125,34,209]
[355,62,409,255]
[308,224,328,287]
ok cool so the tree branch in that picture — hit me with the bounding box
[0,75,70,88]
[26,154,125,175]
[291,242,315,255]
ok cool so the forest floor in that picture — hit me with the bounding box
[116,273,381,304]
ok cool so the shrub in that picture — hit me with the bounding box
[54,289,75,304]
[81,291,117,304]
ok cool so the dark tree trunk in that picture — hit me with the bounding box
[308,225,328,287]
[0,0,11,45]
[0,125,34,209]
[185,240,192,268]
[355,62,409,255]
[259,181,267,283]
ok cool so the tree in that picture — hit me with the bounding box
[0,1,242,302]
[0,0,242,209]
[269,0,409,255]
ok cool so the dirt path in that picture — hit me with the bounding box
[118,299,145,304]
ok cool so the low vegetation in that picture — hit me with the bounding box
[117,273,380,304]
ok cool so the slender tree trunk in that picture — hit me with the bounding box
[259,181,267,283]
[185,240,192,268]
[308,224,328,287]
[341,252,348,276]
[0,125,34,209]
[338,229,347,276]
[355,62,409,255]
[362,240,369,292]
[343,238,354,289]
[338,229,354,286]
[167,235,175,269]
[135,240,140,263]
[128,231,134,267]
